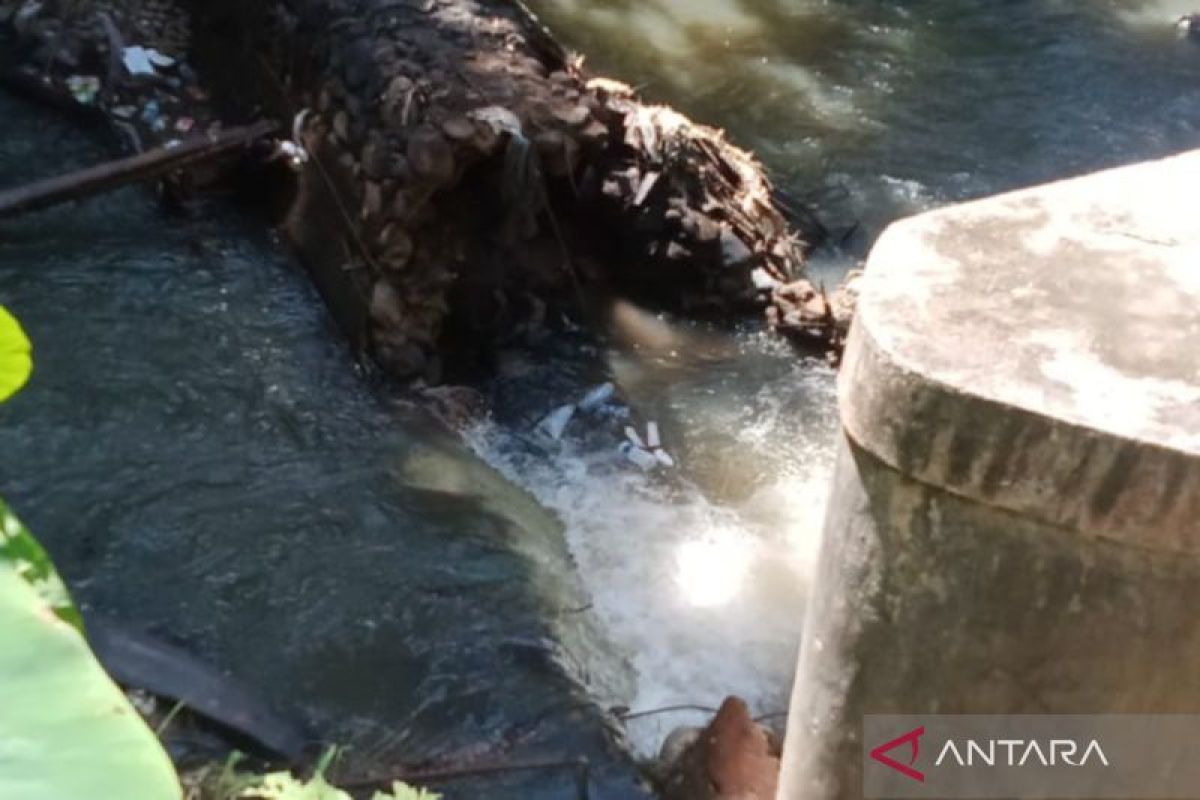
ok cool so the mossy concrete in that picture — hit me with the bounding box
[778,151,1200,798]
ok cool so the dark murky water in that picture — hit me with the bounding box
[0,93,644,798]
[2,0,1200,795]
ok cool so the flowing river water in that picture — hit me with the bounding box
[2,1,1200,797]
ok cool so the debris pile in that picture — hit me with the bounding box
[768,268,862,354]
[3,0,853,383]
[187,0,843,380]
[1,0,221,157]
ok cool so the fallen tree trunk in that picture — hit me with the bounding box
[0,120,276,219]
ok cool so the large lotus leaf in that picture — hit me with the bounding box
[0,498,83,631]
[0,305,32,402]
[0,560,180,800]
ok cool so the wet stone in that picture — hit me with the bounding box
[360,133,389,178]
[440,114,475,141]
[361,181,383,220]
[406,125,455,185]
[369,280,404,327]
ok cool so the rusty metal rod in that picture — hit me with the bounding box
[0,119,278,219]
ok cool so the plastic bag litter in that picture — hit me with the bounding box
[122,46,156,76]
[122,46,174,77]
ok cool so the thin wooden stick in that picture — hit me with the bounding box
[0,119,279,219]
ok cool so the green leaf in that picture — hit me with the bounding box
[0,305,32,402]
[371,782,442,800]
[0,498,83,631]
[242,772,351,800]
[0,560,181,800]
[239,772,439,800]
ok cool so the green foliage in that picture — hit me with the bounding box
[241,773,439,800]
[367,781,443,800]
[0,557,181,799]
[0,498,83,631]
[187,750,440,800]
[0,304,180,799]
[0,305,32,402]
[237,752,439,800]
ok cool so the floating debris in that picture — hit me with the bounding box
[65,75,100,105]
[146,49,176,69]
[122,46,157,76]
[578,382,616,412]
[621,421,675,471]
[122,45,176,77]
[645,420,661,449]
[624,425,646,449]
[537,404,576,440]
[619,441,660,471]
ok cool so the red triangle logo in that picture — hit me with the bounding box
[870,725,926,783]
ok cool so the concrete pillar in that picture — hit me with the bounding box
[778,151,1200,798]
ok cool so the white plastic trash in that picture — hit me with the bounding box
[624,426,646,449]
[645,421,661,449]
[122,46,157,76]
[578,382,615,412]
[146,49,176,68]
[619,442,659,471]
[537,404,576,441]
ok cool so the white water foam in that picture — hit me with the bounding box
[466,345,839,757]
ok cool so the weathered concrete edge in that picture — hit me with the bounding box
[838,239,1200,554]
